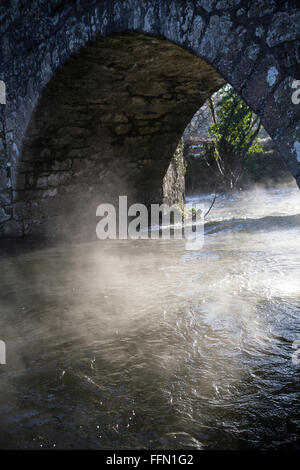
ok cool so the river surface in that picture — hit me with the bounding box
[0,184,299,449]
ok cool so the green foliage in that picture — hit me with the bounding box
[244,150,275,180]
[209,85,262,156]
[173,203,201,221]
[243,152,261,179]
[207,85,263,188]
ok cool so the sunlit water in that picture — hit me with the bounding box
[0,184,299,449]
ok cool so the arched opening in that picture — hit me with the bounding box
[181,85,296,195]
[17,33,225,239]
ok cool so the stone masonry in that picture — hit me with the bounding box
[0,0,299,239]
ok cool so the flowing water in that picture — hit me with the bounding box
[0,184,299,450]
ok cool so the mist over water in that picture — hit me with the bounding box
[0,184,299,449]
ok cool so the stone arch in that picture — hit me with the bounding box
[18,33,225,238]
[0,0,299,237]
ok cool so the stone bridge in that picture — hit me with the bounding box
[0,0,299,239]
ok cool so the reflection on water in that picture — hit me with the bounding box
[0,185,299,449]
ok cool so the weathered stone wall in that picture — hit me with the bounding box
[14,34,223,238]
[163,140,186,207]
[0,0,299,238]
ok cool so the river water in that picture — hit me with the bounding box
[0,184,299,449]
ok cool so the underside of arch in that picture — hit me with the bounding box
[17,33,225,239]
